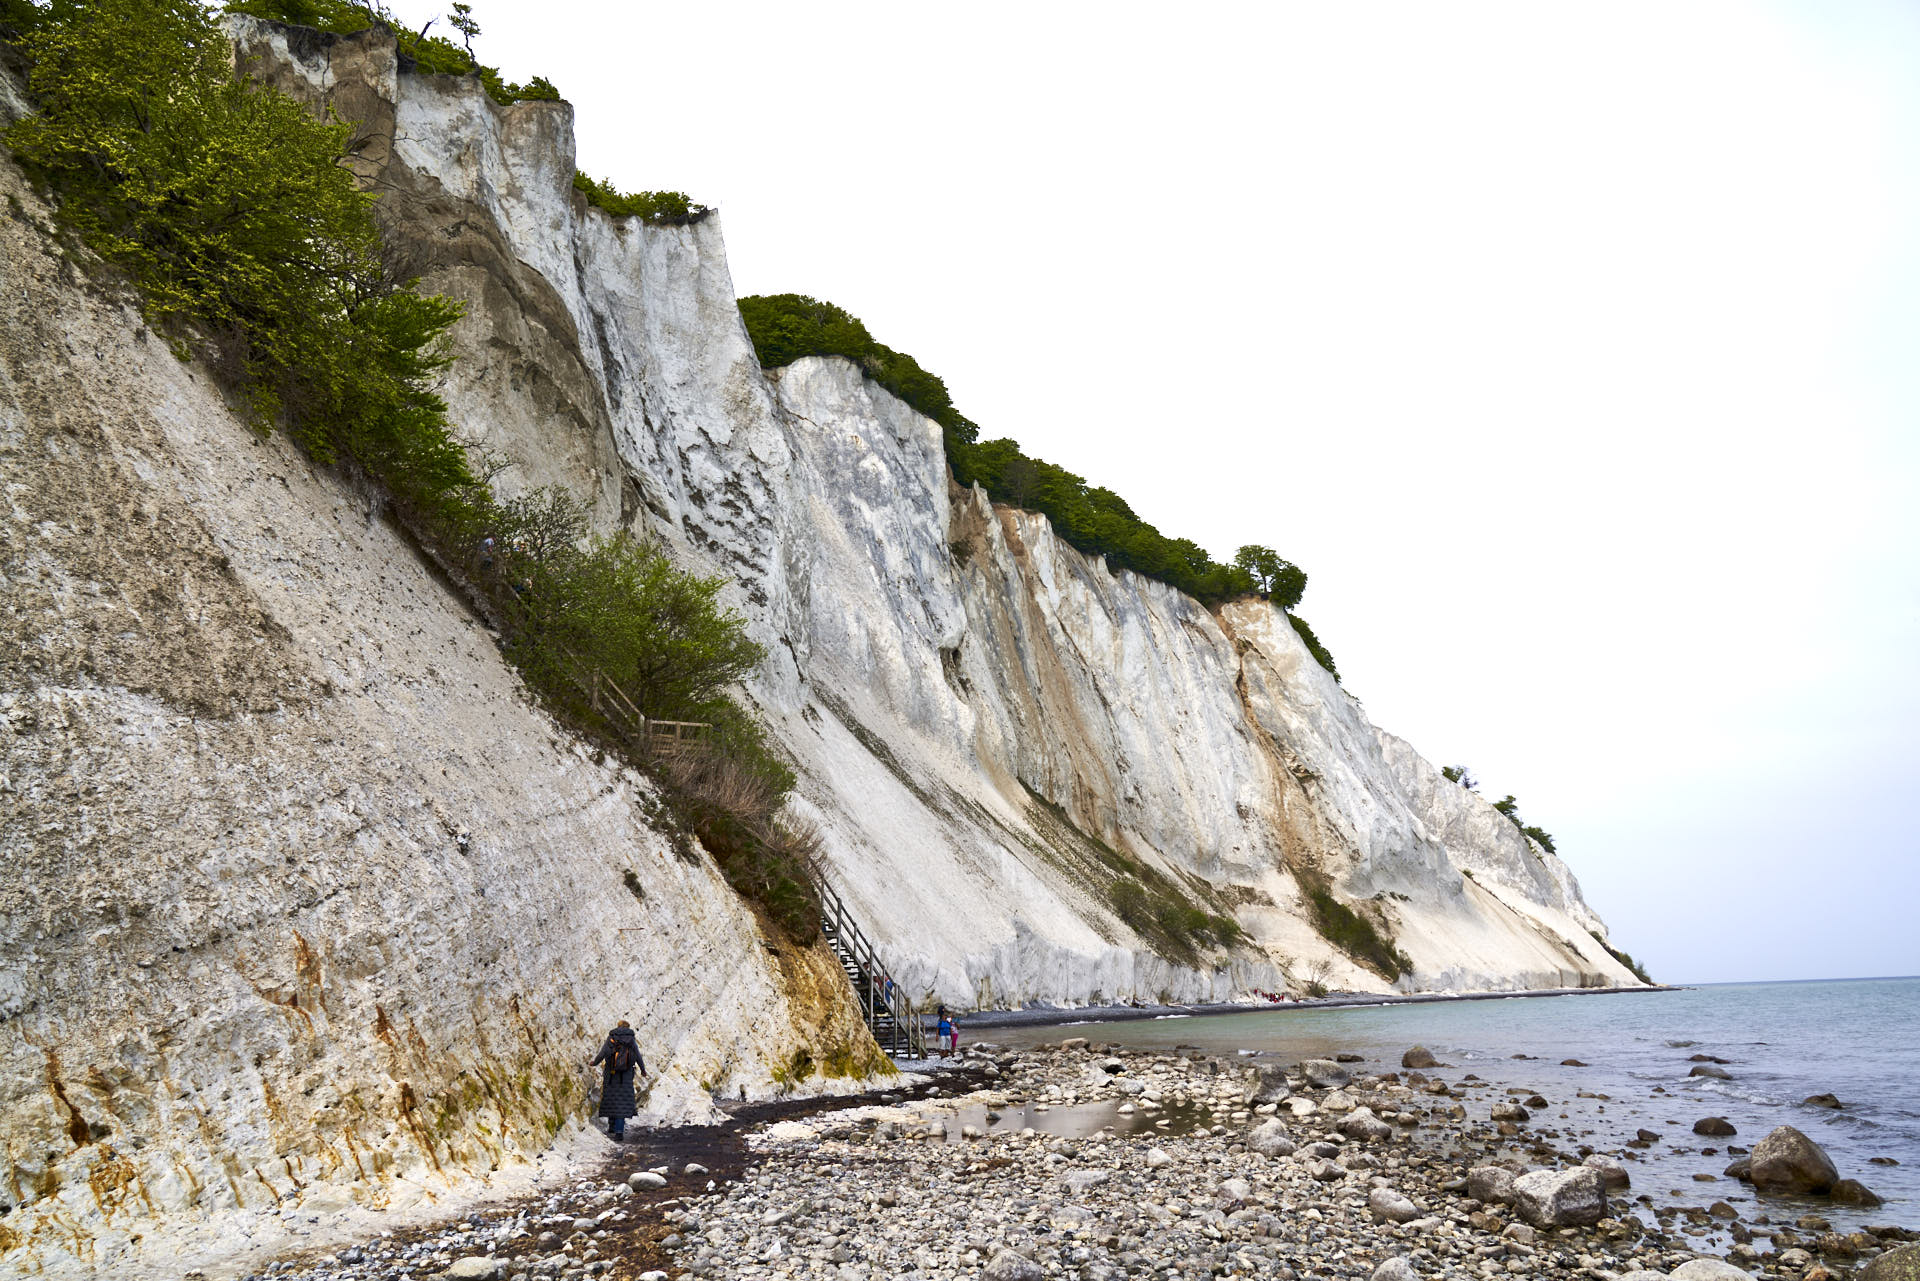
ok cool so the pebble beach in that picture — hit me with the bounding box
[243,1031,1917,1281]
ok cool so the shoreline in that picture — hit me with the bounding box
[952,981,1684,1030]
[230,1020,1912,1281]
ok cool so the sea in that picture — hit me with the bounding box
[985,977,1919,1234]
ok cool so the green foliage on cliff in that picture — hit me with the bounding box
[1491,793,1557,854]
[1305,886,1410,982]
[572,171,706,223]
[7,0,471,506]
[223,0,562,104]
[1595,936,1654,984]
[1287,614,1339,681]
[737,293,1337,675]
[1109,880,1244,963]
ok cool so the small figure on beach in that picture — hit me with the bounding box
[589,1019,647,1141]
[936,1005,958,1054]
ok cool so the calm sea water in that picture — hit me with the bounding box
[987,977,1919,1230]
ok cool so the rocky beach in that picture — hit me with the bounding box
[238,1034,1915,1281]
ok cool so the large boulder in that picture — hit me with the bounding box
[1338,1107,1393,1142]
[1300,1059,1352,1089]
[1670,1260,1754,1280]
[1368,1186,1421,1223]
[984,1249,1044,1281]
[1468,1165,1518,1205]
[1862,1244,1920,1281]
[1511,1166,1608,1228]
[1749,1125,1839,1195]
[1829,1178,1882,1206]
[1583,1154,1631,1191]
[1251,1063,1292,1104]
[1248,1118,1296,1158]
[1402,1045,1438,1069]
[438,1261,506,1281]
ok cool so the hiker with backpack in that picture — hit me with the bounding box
[588,1020,647,1141]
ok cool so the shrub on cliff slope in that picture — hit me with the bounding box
[8,0,474,508]
[1304,886,1410,982]
[1287,614,1339,682]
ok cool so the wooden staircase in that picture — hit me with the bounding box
[819,879,927,1059]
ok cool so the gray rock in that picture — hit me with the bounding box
[1670,1260,1754,1280]
[1401,1045,1438,1069]
[1489,1101,1530,1122]
[1300,1058,1352,1089]
[1830,1178,1883,1206]
[1693,1117,1737,1136]
[1467,1165,1518,1205]
[1371,1257,1421,1281]
[984,1249,1044,1281]
[1617,1273,1671,1281]
[1251,1063,1292,1103]
[1582,1154,1631,1190]
[438,1261,506,1281]
[1511,1166,1608,1227]
[1307,1158,1347,1182]
[1145,1147,1173,1170]
[1247,1118,1295,1157]
[1338,1107,1393,1142]
[628,1171,667,1190]
[1689,1064,1732,1079]
[1368,1186,1420,1224]
[1862,1244,1920,1281]
[1749,1125,1838,1195]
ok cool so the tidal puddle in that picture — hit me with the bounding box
[934,1098,1216,1143]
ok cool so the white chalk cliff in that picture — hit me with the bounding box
[0,19,1637,1275]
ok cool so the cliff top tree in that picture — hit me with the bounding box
[1233,544,1307,609]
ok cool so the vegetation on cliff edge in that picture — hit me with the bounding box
[223,0,561,104]
[737,292,1340,678]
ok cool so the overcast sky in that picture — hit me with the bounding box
[393,0,1919,986]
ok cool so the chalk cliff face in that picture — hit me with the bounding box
[0,53,883,1279]
[223,20,1633,1005]
[1,19,1635,1275]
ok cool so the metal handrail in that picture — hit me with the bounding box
[818,879,926,1059]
